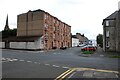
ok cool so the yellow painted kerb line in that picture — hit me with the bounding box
[73,68,119,74]
[55,67,119,80]
[55,68,76,80]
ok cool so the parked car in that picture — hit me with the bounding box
[81,45,96,51]
[79,44,86,47]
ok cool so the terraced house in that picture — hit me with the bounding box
[16,9,71,50]
[102,9,120,52]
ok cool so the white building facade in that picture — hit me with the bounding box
[72,38,79,47]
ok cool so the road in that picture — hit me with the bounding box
[1,47,119,79]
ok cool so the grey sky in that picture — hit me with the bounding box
[0,0,119,39]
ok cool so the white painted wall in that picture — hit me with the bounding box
[10,36,44,50]
[0,42,5,48]
[10,42,26,49]
[72,38,79,47]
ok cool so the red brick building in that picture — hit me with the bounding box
[17,9,71,50]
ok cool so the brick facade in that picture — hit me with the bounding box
[17,9,71,50]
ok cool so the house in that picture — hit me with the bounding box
[102,10,120,52]
[76,33,89,44]
[71,35,79,47]
[71,33,89,47]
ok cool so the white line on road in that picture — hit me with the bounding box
[68,72,76,78]
[2,58,6,61]
[12,59,18,61]
[52,65,60,68]
[9,59,14,61]
[27,61,32,63]
[62,66,70,69]
[19,60,25,61]
[45,64,50,66]
[53,53,56,54]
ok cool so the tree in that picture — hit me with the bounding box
[96,34,103,48]
[1,28,17,38]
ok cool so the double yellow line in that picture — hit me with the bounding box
[55,68,76,80]
[55,67,119,80]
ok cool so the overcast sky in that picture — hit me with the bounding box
[0,0,119,39]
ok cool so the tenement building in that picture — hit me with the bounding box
[17,9,71,50]
[102,10,120,52]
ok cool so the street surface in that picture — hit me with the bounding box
[1,47,119,79]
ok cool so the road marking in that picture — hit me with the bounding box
[2,58,6,61]
[55,69,73,80]
[19,60,24,61]
[100,55,104,57]
[115,74,118,78]
[73,68,119,74]
[45,64,50,66]
[55,67,119,80]
[53,53,56,54]
[27,61,32,63]
[59,69,75,80]
[67,71,76,79]
[12,59,18,61]
[62,66,70,69]
[52,65,59,68]
[9,59,14,61]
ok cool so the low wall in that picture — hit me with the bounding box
[0,42,5,48]
[10,42,43,50]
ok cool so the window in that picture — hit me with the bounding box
[106,41,109,47]
[106,21,109,26]
[53,42,56,47]
[44,14,47,19]
[106,31,109,37]
[53,34,55,39]
[44,24,48,28]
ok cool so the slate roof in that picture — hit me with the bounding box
[102,11,118,25]
[71,35,77,39]
[104,11,118,20]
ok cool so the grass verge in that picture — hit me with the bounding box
[109,56,120,58]
[82,51,94,54]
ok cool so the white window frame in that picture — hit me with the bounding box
[106,31,110,37]
[106,21,109,26]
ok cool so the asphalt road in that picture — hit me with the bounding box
[1,47,119,79]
